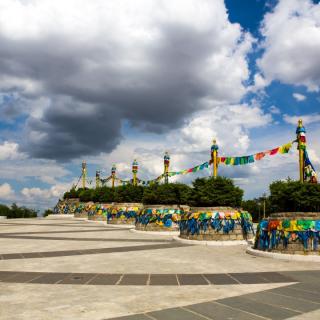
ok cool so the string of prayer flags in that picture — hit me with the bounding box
[168,161,209,177]
[219,142,293,166]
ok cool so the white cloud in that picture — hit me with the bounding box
[0,159,70,184]
[89,103,272,183]
[0,183,15,200]
[21,183,69,200]
[293,93,306,101]
[269,105,281,114]
[258,0,320,91]
[0,141,25,160]
[0,0,255,162]
[283,113,320,125]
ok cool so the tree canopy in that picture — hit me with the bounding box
[0,203,38,219]
[63,177,243,207]
[269,180,320,212]
[62,177,320,215]
[189,176,243,207]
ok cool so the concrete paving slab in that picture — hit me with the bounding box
[229,272,271,284]
[119,274,149,285]
[1,218,320,320]
[148,307,210,320]
[149,274,178,286]
[59,273,97,285]
[244,291,320,313]
[87,274,122,285]
[203,273,238,285]
[218,296,301,319]
[2,272,43,283]
[109,315,152,320]
[270,284,320,303]
[186,301,263,320]
[0,271,19,281]
[177,274,208,285]
[29,273,71,284]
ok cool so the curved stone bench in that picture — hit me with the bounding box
[179,207,254,241]
[254,212,320,255]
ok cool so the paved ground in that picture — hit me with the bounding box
[0,218,319,320]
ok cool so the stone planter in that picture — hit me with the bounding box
[53,198,80,215]
[135,205,187,231]
[87,203,112,221]
[179,207,254,241]
[254,212,320,255]
[74,211,88,219]
[107,203,142,225]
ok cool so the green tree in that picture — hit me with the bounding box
[114,185,144,203]
[269,180,320,212]
[0,204,11,217]
[43,209,53,217]
[189,176,243,207]
[79,189,94,202]
[142,183,191,205]
[92,186,114,203]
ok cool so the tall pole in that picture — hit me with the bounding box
[111,164,116,188]
[164,151,170,184]
[296,119,306,183]
[132,159,138,186]
[95,170,100,188]
[211,139,219,178]
[82,161,87,189]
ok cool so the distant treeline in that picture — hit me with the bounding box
[0,203,38,219]
[65,176,244,208]
[242,179,320,220]
[64,177,320,222]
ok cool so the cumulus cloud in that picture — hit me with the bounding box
[0,158,70,184]
[257,0,320,91]
[283,113,320,125]
[21,184,69,200]
[0,141,25,160]
[292,93,306,102]
[91,103,272,183]
[0,0,253,160]
[0,183,15,201]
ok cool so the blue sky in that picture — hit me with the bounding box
[0,0,320,211]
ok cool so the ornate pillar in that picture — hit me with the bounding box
[296,119,306,183]
[211,139,219,178]
[111,164,116,188]
[132,159,138,186]
[164,151,170,184]
[81,161,87,189]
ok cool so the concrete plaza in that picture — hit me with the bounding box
[0,217,320,320]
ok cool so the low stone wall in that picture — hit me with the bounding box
[88,214,106,221]
[108,218,135,225]
[87,203,111,222]
[53,198,80,215]
[74,212,88,219]
[179,207,254,241]
[107,203,142,225]
[135,205,186,231]
[254,212,320,255]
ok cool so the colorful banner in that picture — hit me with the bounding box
[167,161,209,177]
[219,142,293,166]
[138,174,164,186]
